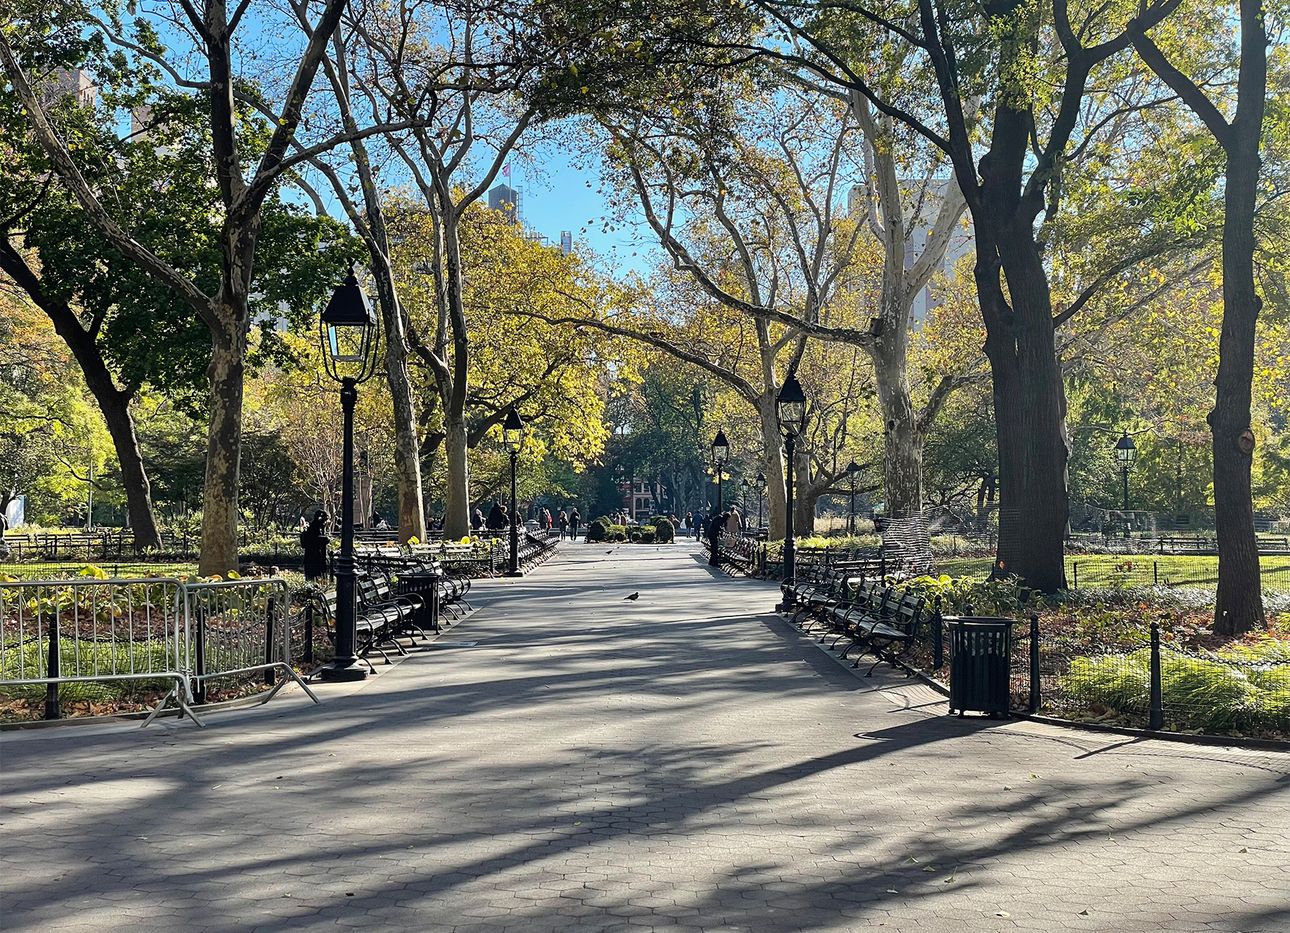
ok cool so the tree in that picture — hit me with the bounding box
[1129,0,1270,632]
[0,0,388,572]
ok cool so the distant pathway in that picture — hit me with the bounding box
[2,541,1288,932]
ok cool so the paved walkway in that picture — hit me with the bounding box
[2,543,1288,933]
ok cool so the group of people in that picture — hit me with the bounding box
[473,504,584,539]
[683,505,745,543]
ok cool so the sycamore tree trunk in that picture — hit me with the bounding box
[438,202,472,539]
[369,254,427,544]
[442,414,471,539]
[793,441,816,535]
[871,334,922,520]
[756,396,788,537]
[198,314,246,575]
[1211,44,1266,634]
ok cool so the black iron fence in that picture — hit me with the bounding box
[907,614,1288,738]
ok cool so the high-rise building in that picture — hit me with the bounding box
[560,231,573,256]
[45,68,97,109]
[488,184,520,223]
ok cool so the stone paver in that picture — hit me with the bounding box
[2,543,1288,932]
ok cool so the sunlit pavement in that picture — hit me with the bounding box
[2,541,1287,932]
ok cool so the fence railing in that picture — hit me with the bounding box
[0,576,316,726]
[905,614,1288,739]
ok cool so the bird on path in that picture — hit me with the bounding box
[624,592,640,601]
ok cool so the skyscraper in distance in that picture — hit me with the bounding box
[489,184,520,223]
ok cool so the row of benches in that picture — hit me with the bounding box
[780,555,938,676]
[304,556,474,672]
[307,532,560,671]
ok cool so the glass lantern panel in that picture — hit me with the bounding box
[779,400,805,429]
[327,322,369,363]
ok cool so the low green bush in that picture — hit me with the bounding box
[651,517,675,543]
[1061,641,1290,735]
[586,519,609,543]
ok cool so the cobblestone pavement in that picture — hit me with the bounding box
[2,543,1288,933]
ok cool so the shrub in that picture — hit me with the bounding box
[639,529,656,544]
[651,517,675,543]
[586,519,609,543]
[1060,645,1290,736]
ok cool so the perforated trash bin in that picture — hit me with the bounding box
[945,616,1016,717]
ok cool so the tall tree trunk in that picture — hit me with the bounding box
[369,254,426,543]
[872,338,922,518]
[97,391,160,550]
[793,442,815,534]
[1001,234,1070,592]
[1211,17,1266,634]
[0,241,161,548]
[442,413,470,539]
[198,317,245,575]
[757,397,788,537]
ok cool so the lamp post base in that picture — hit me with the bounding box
[318,659,368,682]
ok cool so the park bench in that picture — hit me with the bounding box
[825,584,935,675]
[717,533,761,576]
[305,587,386,672]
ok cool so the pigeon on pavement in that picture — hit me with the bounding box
[624,592,640,601]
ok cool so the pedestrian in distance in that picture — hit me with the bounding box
[472,507,485,531]
[725,506,742,535]
[570,508,582,540]
[486,502,507,531]
[558,509,569,539]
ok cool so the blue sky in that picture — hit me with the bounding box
[506,143,657,279]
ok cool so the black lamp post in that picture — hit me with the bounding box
[755,471,766,530]
[503,408,524,575]
[319,266,379,682]
[614,464,627,517]
[1114,431,1137,538]
[845,460,860,536]
[709,429,729,566]
[776,372,807,609]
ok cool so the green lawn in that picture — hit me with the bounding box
[933,554,1290,592]
[0,562,198,581]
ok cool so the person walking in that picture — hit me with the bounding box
[684,511,693,533]
[569,508,582,541]
[300,510,331,581]
[557,509,569,539]
[471,507,485,531]
[486,502,507,531]
[725,505,743,535]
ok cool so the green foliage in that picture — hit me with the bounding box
[651,516,675,543]
[1062,642,1290,735]
[905,573,1038,616]
[586,518,610,543]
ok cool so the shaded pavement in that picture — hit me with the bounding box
[2,542,1288,932]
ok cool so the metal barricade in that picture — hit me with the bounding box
[0,576,201,726]
[1,575,317,727]
[181,578,317,708]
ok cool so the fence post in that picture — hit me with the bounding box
[264,596,276,686]
[1153,561,1159,586]
[1028,614,1040,714]
[304,602,315,665]
[931,608,944,669]
[1148,621,1164,730]
[1072,562,1078,591]
[193,603,207,704]
[44,611,60,721]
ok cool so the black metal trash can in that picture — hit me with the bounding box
[944,616,1016,717]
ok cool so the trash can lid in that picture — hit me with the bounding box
[942,615,1021,627]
